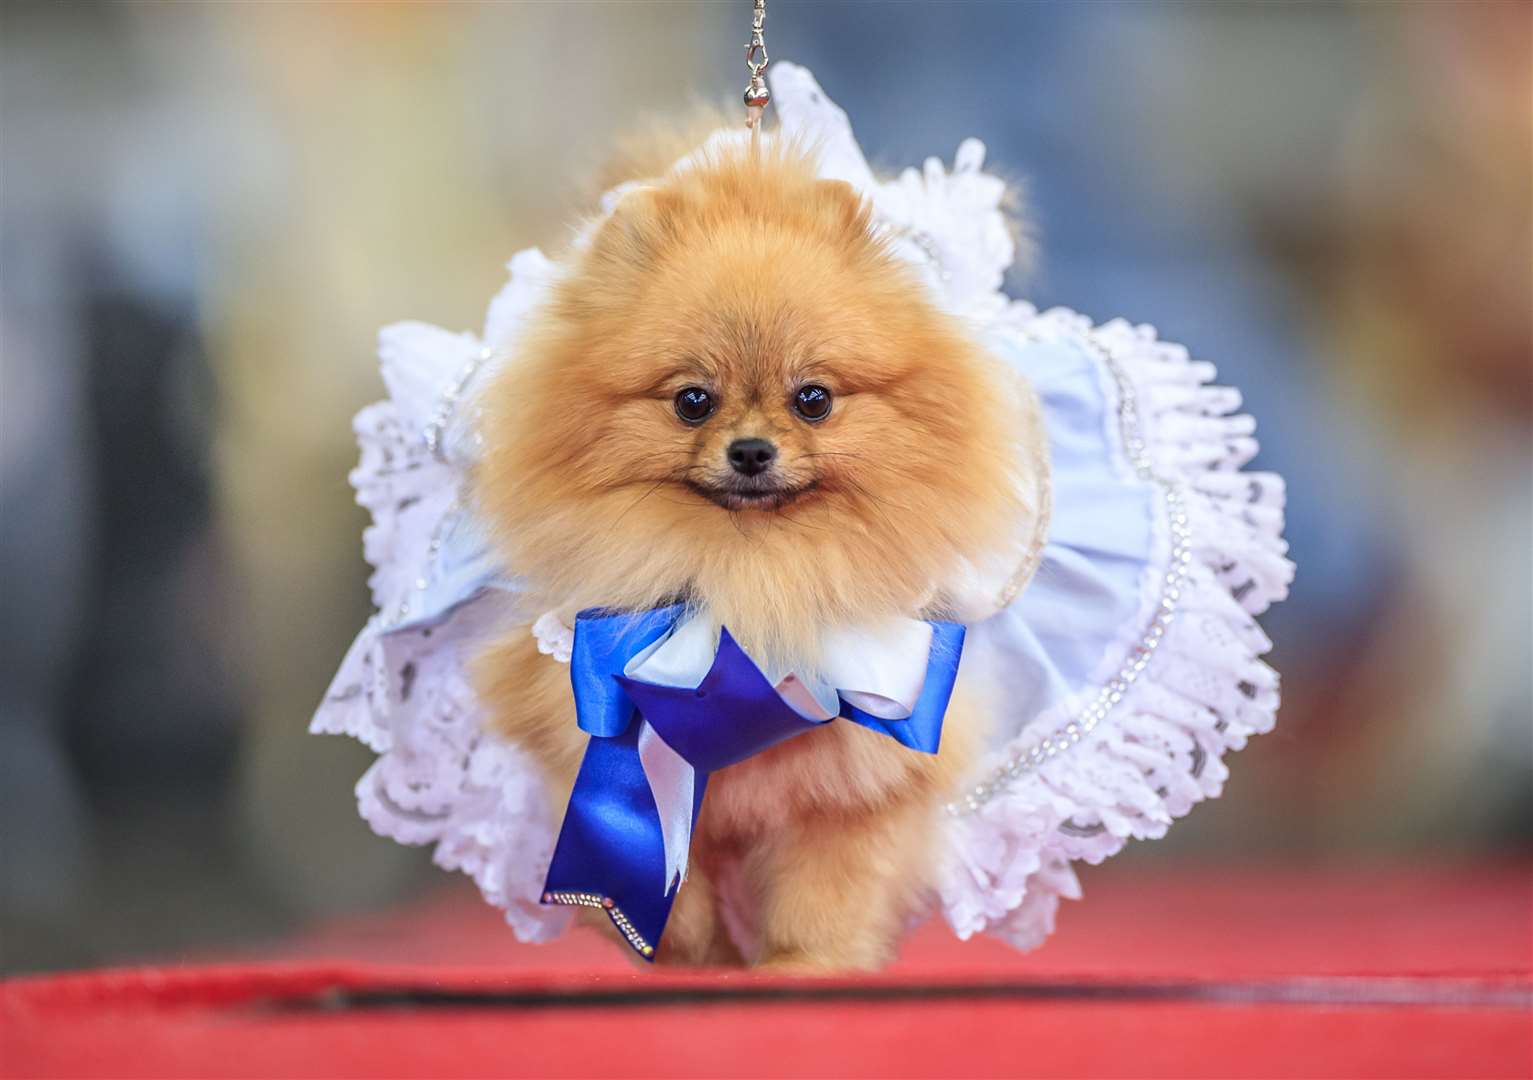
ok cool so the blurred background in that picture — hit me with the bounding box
[1,1,1528,975]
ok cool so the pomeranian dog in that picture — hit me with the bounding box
[473,135,1048,970]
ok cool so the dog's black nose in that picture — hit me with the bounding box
[727,437,778,477]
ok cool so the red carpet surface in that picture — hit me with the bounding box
[3,860,1530,1079]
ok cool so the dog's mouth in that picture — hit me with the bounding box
[685,478,818,512]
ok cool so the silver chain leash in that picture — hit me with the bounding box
[743,0,769,146]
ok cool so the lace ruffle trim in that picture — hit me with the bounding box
[937,305,1292,950]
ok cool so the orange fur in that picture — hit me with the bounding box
[473,137,1045,969]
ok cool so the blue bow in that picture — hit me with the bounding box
[539,605,965,959]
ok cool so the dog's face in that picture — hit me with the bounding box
[478,148,1039,660]
[672,377,830,515]
[579,198,952,520]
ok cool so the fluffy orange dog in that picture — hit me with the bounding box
[474,139,1046,969]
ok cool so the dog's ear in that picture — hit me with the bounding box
[553,187,683,321]
[811,179,875,245]
[591,186,682,272]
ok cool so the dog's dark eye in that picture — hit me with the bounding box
[674,386,714,424]
[793,384,832,422]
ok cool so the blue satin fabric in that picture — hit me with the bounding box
[838,621,964,754]
[542,608,965,959]
[566,604,684,738]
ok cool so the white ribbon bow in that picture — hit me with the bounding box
[621,613,937,894]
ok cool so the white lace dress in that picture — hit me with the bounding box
[311,62,1292,953]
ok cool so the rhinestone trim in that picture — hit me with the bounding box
[542,890,656,958]
[381,500,458,630]
[381,343,494,632]
[947,325,1193,816]
[422,345,493,464]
